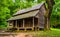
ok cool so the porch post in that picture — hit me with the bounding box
[32,17,34,30]
[16,20,19,31]
[8,22,9,28]
[16,20,17,28]
[33,17,34,27]
[7,22,9,30]
[23,19,24,27]
[38,18,39,30]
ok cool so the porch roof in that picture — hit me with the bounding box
[7,10,39,21]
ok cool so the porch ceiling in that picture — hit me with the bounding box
[7,10,39,21]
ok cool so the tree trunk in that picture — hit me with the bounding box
[44,16,50,30]
[44,0,55,30]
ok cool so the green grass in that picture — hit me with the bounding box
[14,28,60,37]
[33,28,60,37]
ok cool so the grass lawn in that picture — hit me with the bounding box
[32,28,60,37]
[10,28,60,37]
[3,28,60,37]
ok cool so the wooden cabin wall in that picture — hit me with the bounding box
[17,19,23,27]
[34,18,38,27]
[24,18,33,27]
[13,20,16,27]
[9,17,38,28]
[40,4,46,16]
[9,20,17,28]
[37,4,46,28]
[24,17,38,27]
[9,21,13,28]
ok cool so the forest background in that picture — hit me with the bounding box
[0,0,60,29]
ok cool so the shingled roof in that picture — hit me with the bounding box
[7,2,45,21]
[8,10,39,21]
[13,2,45,16]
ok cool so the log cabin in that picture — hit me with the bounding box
[7,2,47,31]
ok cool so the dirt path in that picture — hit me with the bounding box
[16,33,33,37]
[0,32,35,37]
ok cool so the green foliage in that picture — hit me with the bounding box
[0,0,14,28]
[0,0,60,28]
[50,0,60,27]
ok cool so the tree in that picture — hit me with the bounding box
[50,0,60,28]
[44,0,55,30]
[0,0,14,28]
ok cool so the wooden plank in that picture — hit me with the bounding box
[33,17,34,27]
[7,22,9,30]
[16,20,17,28]
[38,18,39,30]
[38,18,39,27]
[32,17,34,30]
[15,20,20,31]
[23,19,24,27]
[8,22,9,28]
[8,21,13,29]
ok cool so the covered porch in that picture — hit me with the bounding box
[8,17,39,31]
